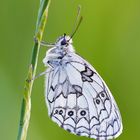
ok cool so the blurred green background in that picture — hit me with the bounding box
[0,0,140,139]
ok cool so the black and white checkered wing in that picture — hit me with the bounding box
[45,53,123,140]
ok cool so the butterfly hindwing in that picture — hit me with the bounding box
[45,53,122,139]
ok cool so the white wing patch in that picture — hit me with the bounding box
[45,53,123,139]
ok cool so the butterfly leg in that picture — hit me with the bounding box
[34,37,55,47]
[40,41,55,47]
[31,69,53,81]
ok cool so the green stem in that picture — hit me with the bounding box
[17,1,51,140]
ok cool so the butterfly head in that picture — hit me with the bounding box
[55,33,72,48]
[43,34,74,67]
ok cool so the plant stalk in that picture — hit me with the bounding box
[17,0,51,140]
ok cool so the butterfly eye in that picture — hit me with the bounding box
[61,39,67,45]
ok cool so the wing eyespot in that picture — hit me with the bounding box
[101,92,105,97]
[68,111,74,116]
[59,109,63,115]
[55,109,58,114]
[80,110,86,116]
[96,99,100,104]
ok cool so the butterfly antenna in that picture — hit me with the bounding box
[70,5,83,39]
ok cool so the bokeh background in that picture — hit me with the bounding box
[0,0,140,139]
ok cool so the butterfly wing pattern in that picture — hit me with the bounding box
[44,51,123,140]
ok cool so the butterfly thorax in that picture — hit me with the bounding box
[43,35,75,68]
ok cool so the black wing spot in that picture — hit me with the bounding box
[59,110,63,115]
[55,109,58,114]
[96,99,100,104]
[77,131,81,136]
[73,85,82,93]
[66,129,71,132]
[50,85,55,91]
[80,110,86,116]
[81,66,95,82]
[72,85,83,97]
[101,92,105,97]
[68,111,74,116]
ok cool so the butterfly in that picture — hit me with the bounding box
[39,7,123,140]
